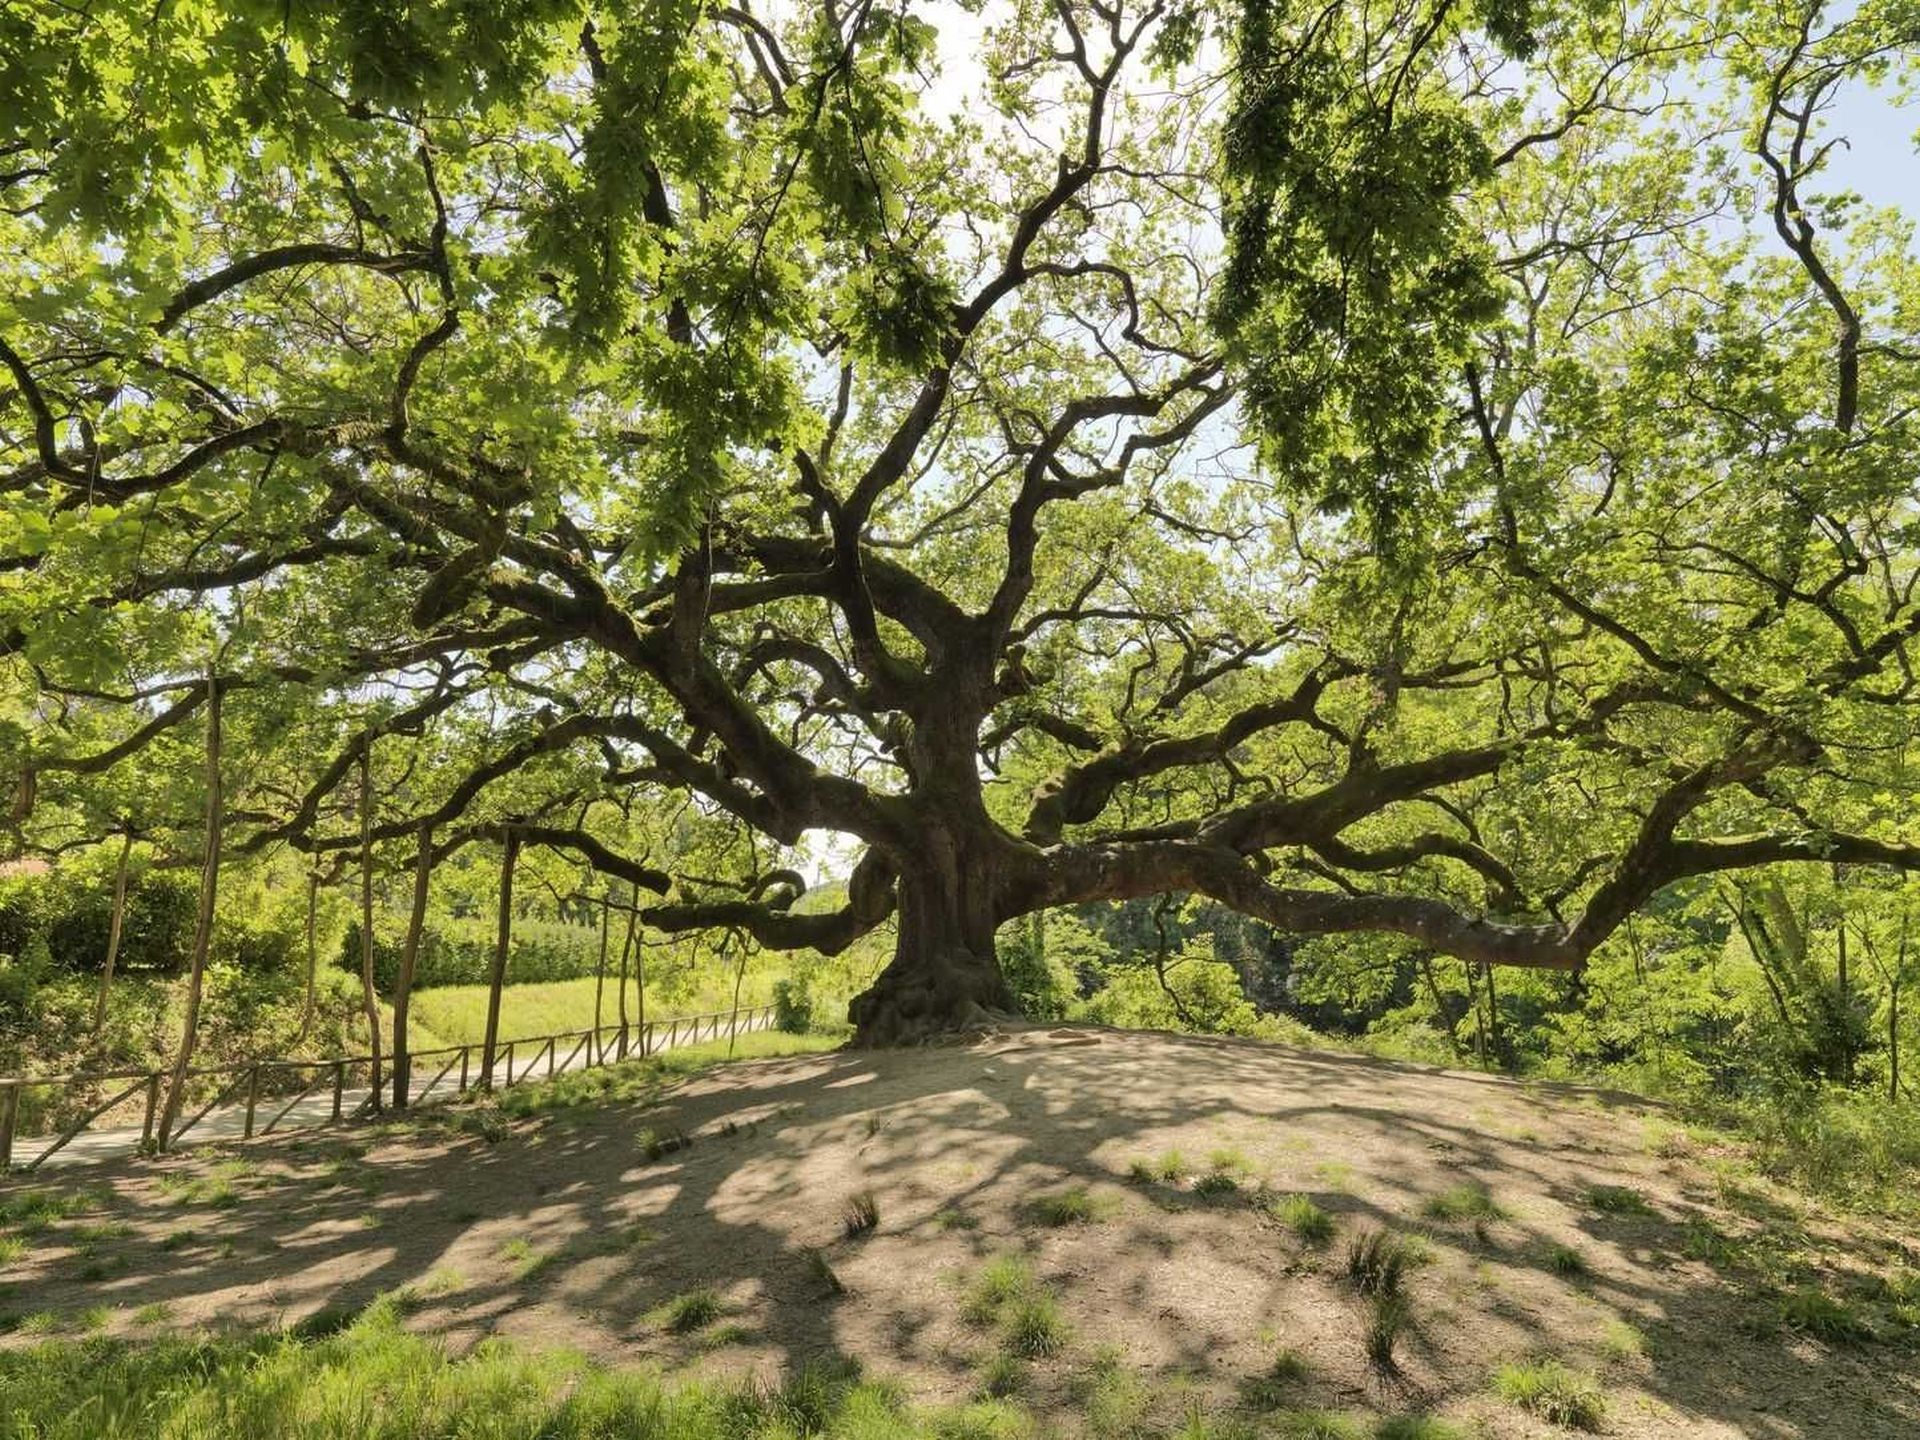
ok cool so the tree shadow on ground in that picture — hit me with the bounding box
[3,1024,1915,1438]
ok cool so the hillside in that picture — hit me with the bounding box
[3,1027,1916,1438]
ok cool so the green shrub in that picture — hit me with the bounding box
[773,977,815,1034]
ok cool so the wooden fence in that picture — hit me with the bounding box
[0,1004,781,1172]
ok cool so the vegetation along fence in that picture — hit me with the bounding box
[0,1004,780,1172]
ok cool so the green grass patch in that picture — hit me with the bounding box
[1240,1348,1311,1408]
[1129,1149,1187,1185]
[1266,1192,1334,1243]
[1374,1417,1466,1440]
[1770,1287,1872,1343]
[408,976,782,1048]
[962,1256,1036,1327]
[1001,1293,1069,1358]
[1543,1243,1588,1277]
[0,1305,1116,1438]
[1581,1184,1653,1216]
[655,1287,724,1334]
[1030,1187,1104,1227]
[1492,1359,1606,1432]
[1420,1182,1504,1223]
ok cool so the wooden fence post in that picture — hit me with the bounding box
[331,1060,345,1121]
[140,1073,160,1149]
[243,1064,261,1139]
[0,1082,17,1169]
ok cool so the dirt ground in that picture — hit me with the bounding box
[4,1025,1917,1437]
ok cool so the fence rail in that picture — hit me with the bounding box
[0,1004,782,1172]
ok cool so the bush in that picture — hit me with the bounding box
[773,977,815,1034]
[350,914,605,990]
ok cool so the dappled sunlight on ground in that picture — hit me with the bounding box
[2,1026,1916,1438]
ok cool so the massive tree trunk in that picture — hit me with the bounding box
[848,826,1017,1047]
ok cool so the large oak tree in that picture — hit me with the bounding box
[5,0,1920,1043]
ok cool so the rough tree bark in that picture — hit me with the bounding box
[158,676,220,1149]
[847,824,1017,1047]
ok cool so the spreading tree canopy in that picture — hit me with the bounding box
[5,0,1920,1042]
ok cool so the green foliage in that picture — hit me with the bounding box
[773,976,816,1034]
[349,914,606,991]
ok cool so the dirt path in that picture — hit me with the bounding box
[4,1025,1914,1438]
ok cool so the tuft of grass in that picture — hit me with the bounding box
[657,1287,724,1334]
[978,1353,1026,1399]
[803,1246,846,1296]
[1193,1169,1241,1198]
[1271,1411,1365,1440]
[1493,1359,1607,1432]
[1131,1149,1187,1185]
[497,1238,556,1283]
[1345,1228,1412,1296]
[639,1127,692,1162]
[1374,1417,1465,1440]
[130,1301,173,1327]
[1772,1287,1871,1343]
[1241,1347,1311,1408]
[1001,1293,1070,1359]
[842,1189,880,1238]
[0,1236,27,1265]
[963,1256,1036,1327]
[1543,1243,1589,1277]
[1582,1184,1653,1216]
[156,1163,251,1209]
[1600,1319,1646,1362]
[0,1189,99,1231]
[1207,1146,1253,1175]
[1075,1350,1150,1433]
[1420,1182,1504,1223]
[1267,1193,1334,1243]
[1364,1293,1410,1372]
[1031,1187,1101,1227]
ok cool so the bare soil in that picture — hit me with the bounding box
[4,1025,1916,1437]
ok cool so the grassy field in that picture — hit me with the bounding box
[406,973,793,1048]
